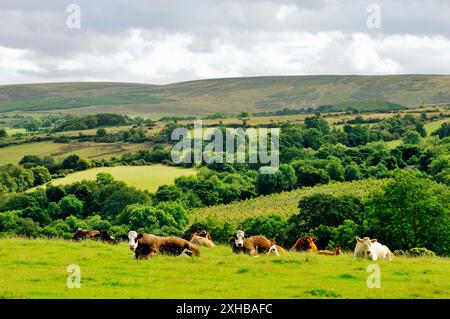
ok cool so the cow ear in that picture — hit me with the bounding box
[136,233,144,240]
[371,239,377,243]
[356,237,363,242]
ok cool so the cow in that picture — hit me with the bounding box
[190,235,215,247]
[291,236,318,253]
[190,230,212,241]
[318,247,342,255]
[72,228,101,241]
[129,232,200,259]
[354,237,393,261]
[230,231,279,257]
[99,230,117,244]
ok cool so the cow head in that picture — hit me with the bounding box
[233,230,247,248]
[361,237,378,260]
[268,240,280,257]
[128,231,139,251]
[334,247,342,255]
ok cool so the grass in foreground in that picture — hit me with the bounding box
[0,238,448,299]
[46,165,197,192]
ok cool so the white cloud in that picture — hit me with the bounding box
[0,0,450,84]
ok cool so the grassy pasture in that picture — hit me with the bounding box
[45,165,197,192]
[0,238,448,299]
[190,179,388,225]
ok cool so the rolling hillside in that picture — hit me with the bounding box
[1,75,450,116]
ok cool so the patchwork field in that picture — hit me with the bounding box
[46,165,197,192]
[190,179,388,225]
[0,239,448,299]
[0,141,152,165]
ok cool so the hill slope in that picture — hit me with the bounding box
[1,75,450,116]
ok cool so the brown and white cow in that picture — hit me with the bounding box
[72,228,101,241]
[230,231,279,257]
[128,231,200,259]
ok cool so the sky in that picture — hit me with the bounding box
[1,0,450,85]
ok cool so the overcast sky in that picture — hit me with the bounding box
[1,0,450,85]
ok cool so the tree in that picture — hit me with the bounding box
[431,122,450,139]
[61,154,90,171]
[428,156,450,176]
[296,165,329,187]
[326,158,345,181]
[19,155,43,168]
[115,203,178,232]
[304,116,330,135]
[96,172,114,185]
[1,193,39,211]
[58,195,83,219]
[22,118,42,132]
[237,111,251,119]
[30,166,52,186]
[22,207,51,226]
[292,194,364,248]
[302,128,325,150]
[366,172,450,256]
[46,184,66,202]
[0,128,7,138]
[402,130,421,145]
[344,164,361,181]
[154,185,183,204]
[96,128,107,137]
[239,215,288,244]
[415,123,427,137]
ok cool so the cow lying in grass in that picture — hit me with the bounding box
[128,231,200,259]
[318,247,342,255]
[72,229,100,241]
[230,230,280,257]
[354,237,393,261]
[291,236,318,253]
[190,231,215,247]
[73,229,117,244]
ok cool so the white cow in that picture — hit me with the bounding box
[354,237,393,261]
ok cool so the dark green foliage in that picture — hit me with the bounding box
[366,171,450,256]
[239,215,288,243]
[432,122,450,139]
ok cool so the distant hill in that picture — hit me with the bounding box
[1,75,450,116]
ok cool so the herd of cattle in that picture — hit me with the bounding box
[73,228,394,261]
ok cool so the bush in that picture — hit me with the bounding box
[296,165,329,187]
[239,215,288,243]
[408,247,436,257]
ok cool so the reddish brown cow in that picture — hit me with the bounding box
[318,247,342,255]
[134,234,200,259]
[291,236,318,253]
[72,229,101,241]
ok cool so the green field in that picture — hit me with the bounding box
[190,179,388,225]
[0,141,151,165]
[0,238,448,299]
[2,75,450,116]
[47,165,197,192]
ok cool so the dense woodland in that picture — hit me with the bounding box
[0,112,449,255]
